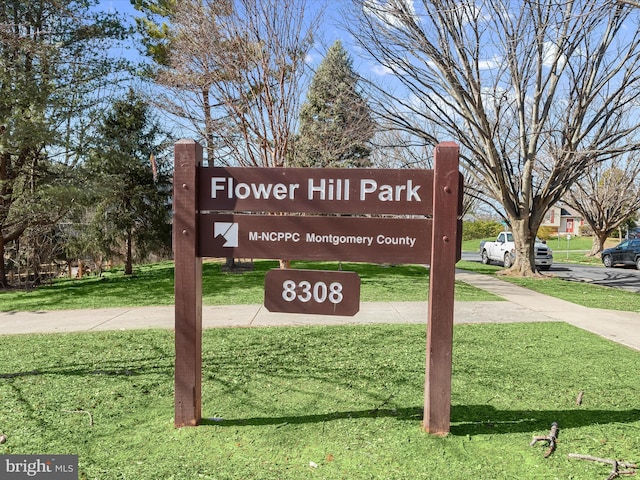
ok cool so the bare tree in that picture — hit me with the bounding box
[208,0,320,167]
[370,124,430,169]
[143,0,232,164]
[348,0,640,275]
[370,127,478,215]
[565,156,640,256]
[151,0,321,167]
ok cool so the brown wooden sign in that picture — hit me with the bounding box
[264,269,360,316]
[198,167,433,215]
[198,213,432,264]
[173,139,462,436]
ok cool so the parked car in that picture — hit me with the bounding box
[601,239,640,269]
[479,232,553,270]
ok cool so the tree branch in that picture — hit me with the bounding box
[530,422,559,457]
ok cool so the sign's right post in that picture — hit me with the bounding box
[423,142,461,436]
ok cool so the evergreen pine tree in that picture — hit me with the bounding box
[85,90,172,275]
[296,41,375,168]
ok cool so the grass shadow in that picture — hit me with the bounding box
[202,404,640,436]
[0,356,174,379]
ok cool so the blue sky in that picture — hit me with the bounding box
[91,0,387,143]
[94,0,380,81]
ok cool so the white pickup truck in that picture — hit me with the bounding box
[479,232,553,270]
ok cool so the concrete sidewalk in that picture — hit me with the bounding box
[456,271,640,351]
[1,270,638,351]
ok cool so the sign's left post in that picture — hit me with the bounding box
[173,139,203,427]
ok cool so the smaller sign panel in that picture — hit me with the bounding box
[199,213,432,264]
[264,269,360,316]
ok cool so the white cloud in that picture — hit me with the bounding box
[363,0,417,29]
[542,41,567,69]
[478,56,502,70]
[371,64,394,76]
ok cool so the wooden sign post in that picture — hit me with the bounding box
[424,142,460,435]
[173,139,203,427]
[173,139,461,434]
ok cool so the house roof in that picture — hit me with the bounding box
[559,205,582,218]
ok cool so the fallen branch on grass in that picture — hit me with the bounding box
[568,453,637,479]
[530,422,559,457]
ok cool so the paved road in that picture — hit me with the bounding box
[552,263,640,293]
[461,252,640,293]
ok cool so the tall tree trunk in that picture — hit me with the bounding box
[504,218,539,277]
[125,228,133,275]
[202,88,215,164]
[589,231,608,257]
[0,152,9,289]
[0,236,8,288]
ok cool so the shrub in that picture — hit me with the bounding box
[462,220,504,240]
[536,226,556,240]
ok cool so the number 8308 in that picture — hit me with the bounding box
[281,280,344,304]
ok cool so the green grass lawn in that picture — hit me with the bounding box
[0,323,637,479]
[457,260,640,313]
[503,276,640,312]
[4,254,640,313]
[0,260,501,312]
[1,248,638,478]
